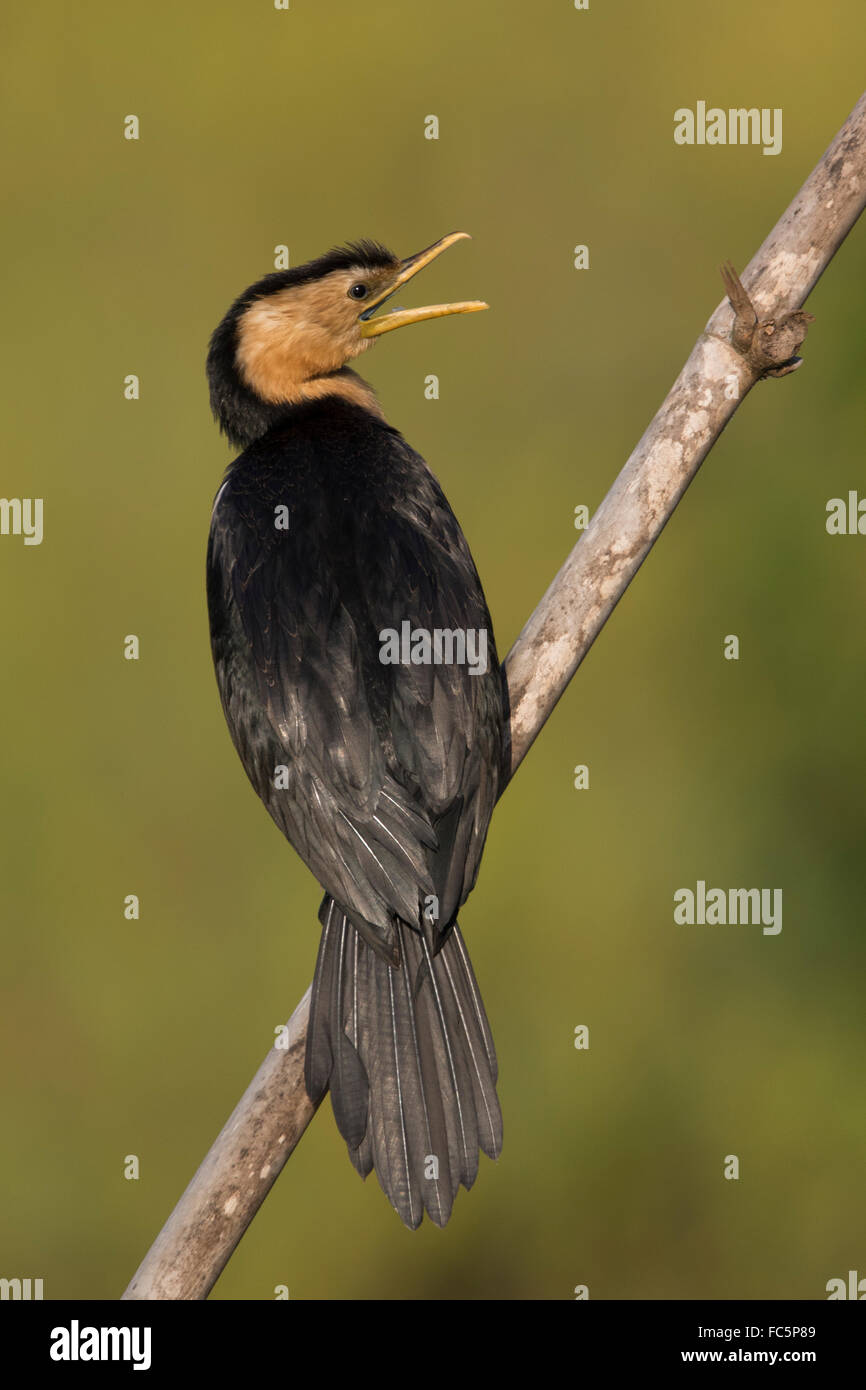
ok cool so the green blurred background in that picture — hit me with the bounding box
[1,0,864,1300]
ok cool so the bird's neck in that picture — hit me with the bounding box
[287,368,384,418]
[235,318,383,418]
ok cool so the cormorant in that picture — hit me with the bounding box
[205,232,505,1228]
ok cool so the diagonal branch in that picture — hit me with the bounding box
[123,92,866,1300]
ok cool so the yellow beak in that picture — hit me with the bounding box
[359,231,488,338]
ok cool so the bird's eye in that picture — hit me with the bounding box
[349,283,368,300]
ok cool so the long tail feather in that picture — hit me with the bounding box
[304,895,501,1228]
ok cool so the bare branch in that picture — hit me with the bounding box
[505,92,865,775]
[123,93,866,1301]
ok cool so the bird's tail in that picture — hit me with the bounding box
[305,895,502,1228]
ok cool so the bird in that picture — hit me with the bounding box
[205,232,505,1228]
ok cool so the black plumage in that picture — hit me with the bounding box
[205,236,504,1226]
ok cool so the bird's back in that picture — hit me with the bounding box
[207,395,505,960]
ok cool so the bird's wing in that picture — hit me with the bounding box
[207,435,502,957]
[346,437,503,929]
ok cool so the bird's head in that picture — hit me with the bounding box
[207,231,487,448]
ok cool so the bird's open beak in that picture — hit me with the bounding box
[358,231,488,338]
